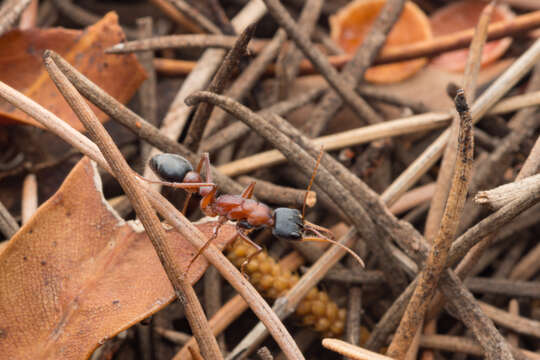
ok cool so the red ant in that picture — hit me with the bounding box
[136,150,364,273]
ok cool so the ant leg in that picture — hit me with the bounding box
[133,171,214,191]
[181,155,207,213]
[240,181,256,199]
[236,228,263,276]
[187,216,227,272]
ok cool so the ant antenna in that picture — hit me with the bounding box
[303,221,364,267]
[302,147,324,219]
[301,236,365,268]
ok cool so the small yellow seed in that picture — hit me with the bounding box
[326,302,338,322]
[246,259,259,273]
[338,309,346,321]
[249,272,262,285]
[306,288,318,301]
[259,275,274,290]
[330,320,344,336]
[317,291,329,303]
[259,260,272,274]
[296,300,311,316]
[273,277,289,294]
[311,300,326,317]
[315,318,330,332]
[303,314,316,326]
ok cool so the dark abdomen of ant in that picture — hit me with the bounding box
[210,195,274,228]
[149,154,193,183]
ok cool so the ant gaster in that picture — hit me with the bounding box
[138,150,364,273]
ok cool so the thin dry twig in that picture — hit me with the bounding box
[0,0,32,37]
[387,90,474,358]
[18,0,38,29]
[419,335,540,360]
[519,135,540,177]
[43,53,223,360]
[184,23,256,152]
[322,339,395,360]
[261,0,382,124]
[303,0,404,137]
[0,200,19,239]
[149,0,204,33]
[136,17,158,164]
[475,174,540,209]
[168,0,221,34]
[106,34,258,53]
[237,176,316,209]
[424,0,496,241]
[21,174,38,225]
[465,277,540,298]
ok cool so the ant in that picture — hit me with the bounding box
[136,150,365,273]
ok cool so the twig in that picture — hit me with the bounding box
[381,38,540,206]
[106,34,257,53]
[479,301,540,338]
[419,335,540,359]
[507,300,520,347]
[154,327,191,345]
[0,75,304,360]
[509,242,540,281]
[275,0,323,100]
[518,135,540,177]
[217,112,451,176]
[237,176,316,209]
[184,23,256,152]
[322,339,395,360]
[18,0,38,29]
[261,0,383,124]
[357,85,431,114]
[312,268,385,286]
[388,183,435,215]
[169,0,221,34]
[424,0,495,241]
[202,28,287,137]
[51,0,137,38]
[136,17,158,164]
[200,86,325,153]
[44,53,223,360]
[149,0,204,33]
[215,86,539,176]
[21,174,38,225]
[0,200,19,239]
[465,277,540,298]
[256,347,273,360]
[302,0,404,137]
[387,90,474,358]
[0,0,32,37]
[203,266,226,353]
[475,174,540,209]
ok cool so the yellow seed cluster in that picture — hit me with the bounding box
[226,239,346,337]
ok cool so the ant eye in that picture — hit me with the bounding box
[149,154,193,182]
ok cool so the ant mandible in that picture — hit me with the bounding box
[136,149,365,273]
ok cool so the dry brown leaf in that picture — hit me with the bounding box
[0,157,236,359]
[0,12,146,130]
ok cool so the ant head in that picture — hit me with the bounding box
[272,208,303,241]
[149,154,194,182]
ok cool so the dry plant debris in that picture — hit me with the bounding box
[0,0,539,359]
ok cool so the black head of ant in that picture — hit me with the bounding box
[273,148,365,268]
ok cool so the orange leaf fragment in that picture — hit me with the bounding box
[0,157,236,360]
[0,12,146,130]
[330,0,432,84]
[430,1,514,72]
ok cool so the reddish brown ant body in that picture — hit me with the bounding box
[138,151,364,272]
